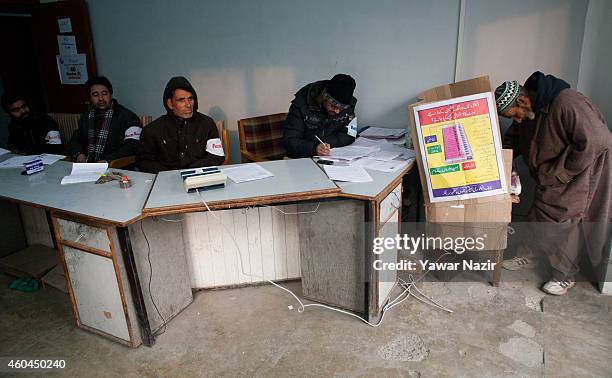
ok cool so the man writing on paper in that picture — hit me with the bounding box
[495,71,611,295]
[137,76,225,173]
[68,76,142,163]
[283,74,357,158]
[1,93,63,155]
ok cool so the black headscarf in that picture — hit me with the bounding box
[523,71,570,112]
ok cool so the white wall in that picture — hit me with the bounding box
[578,0,612,128]
[458,0,588,89]
[86,0,461,162]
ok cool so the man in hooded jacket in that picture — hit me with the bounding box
[137,77,225,173]
[495,71,611,295]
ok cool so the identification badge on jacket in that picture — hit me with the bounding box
[45,130,62,145]
[206,138,225,156]
[346,117,357,138]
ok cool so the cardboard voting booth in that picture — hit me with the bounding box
[408,76,512,250]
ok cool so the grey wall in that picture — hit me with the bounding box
[459,0,588,88]
[578,0,612,129]
[87,0,460,162]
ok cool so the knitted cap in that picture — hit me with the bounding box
[494,80,520,114]
[324,74,356,108]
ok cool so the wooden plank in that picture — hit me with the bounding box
[246,208,264,283]
[220,210,240,284]
[0,244,58,279]
[272,205,288,280]
[208,210,228,286]
[232,209,251,284]
[40,263,68,293]
[259,207,276,281]
[284,204,301,279]
[19,205,53,248]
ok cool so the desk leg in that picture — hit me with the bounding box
[116,227,155,347]
[491,249,504,287]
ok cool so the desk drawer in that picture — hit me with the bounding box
[379,184,401,225]
[56,218,111,253]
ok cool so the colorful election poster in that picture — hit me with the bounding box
[412,92,507,202]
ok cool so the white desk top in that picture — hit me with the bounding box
[0,155,155,225]
[143,159,340,213]
[335,159,416,199]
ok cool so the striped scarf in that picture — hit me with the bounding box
[86,102,114,162]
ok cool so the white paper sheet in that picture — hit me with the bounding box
[38,154,66,165]
[323,165,373,182]
[368,150,401,161]
[359,127,406,139]
[61,163,108,185]
[0,148,9,156]
[0,155,39,168]
[221,163,274,183]
[352,158,411,173]
[316,145,378,162]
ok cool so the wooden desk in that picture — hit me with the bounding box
[0,155,191,348]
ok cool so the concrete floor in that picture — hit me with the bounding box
[1,266,611,377]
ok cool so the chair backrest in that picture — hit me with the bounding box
[237,113,287,162]
[214,120,231,165]
[48,113,81,146]
[139,115,153,127]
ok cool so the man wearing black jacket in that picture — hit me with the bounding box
[137,76,225,173]
[1,93,63,155]
[283,74,357,158]
[68,76,142,163]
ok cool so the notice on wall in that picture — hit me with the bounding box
[58,17,72,33]
[412,92,507,202]
[56,54,88,85]
[57,35,77,56]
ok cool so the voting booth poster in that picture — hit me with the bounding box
[412,92,507,203]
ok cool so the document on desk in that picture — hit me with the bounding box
[359,127,406,139]
[38,153,66,165]
[61,163,108,185]
[352,158,409,173]
[0,153,66,168]
[221,163,274,183]
[316,145,378,163]
[0,147,9,156]
[323,165,373,182]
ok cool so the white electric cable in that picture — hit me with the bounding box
[196,191,453,326]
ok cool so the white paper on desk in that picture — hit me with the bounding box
[221,163,274,183]
[61,162,108,185]
[323,165,373,182]
[0,148,9,156]
[39,153,66,165]
[0,155,38,168]
[359,127,406,139]
[318,145,378,161]
[352,158,409,173]
[368,150,401,161]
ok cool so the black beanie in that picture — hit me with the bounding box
[326,74,356,107]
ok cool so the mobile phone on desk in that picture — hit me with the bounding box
[317,159,334,165]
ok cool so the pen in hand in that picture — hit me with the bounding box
[315,135,331,156]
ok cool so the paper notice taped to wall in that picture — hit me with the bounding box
[56,54,88,85]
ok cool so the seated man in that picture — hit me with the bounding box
[68,76,142,163]
[137,76,225,173]
[1,93,63,154]
[283,74,357,158]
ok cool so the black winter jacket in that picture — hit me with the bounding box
[68,100,141,162]
[137,112,224,173]
[283,80,356,158]
[7,114,64,155]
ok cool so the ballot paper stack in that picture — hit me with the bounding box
[317,130,416,183]
[358,126,407,144]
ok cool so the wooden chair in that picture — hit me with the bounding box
[48,113,80,149]
[108,115,152,169]
[237,113,287,163]
[215,120,231,165]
